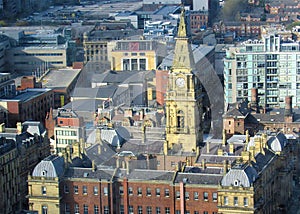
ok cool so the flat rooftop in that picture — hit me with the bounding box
[42,68,81,89]
[0,88,52,102]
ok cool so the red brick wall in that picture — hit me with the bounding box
[155,70,169,106]
[61,176,219,214]
[57,117,82,127]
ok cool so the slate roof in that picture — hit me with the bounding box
[267,132,287,152]
[120,139,164,155]
[251,148,276,173]
[63,99,102,112]
[221,163,258,187]
[92,70,139,85]
[175,172,223,185]
[72,85,117,99]
[86,127,130,147]
[22,121,46,137]
[127,169,175,181]
[184,166,222,174]
[223,107,246,118]
[64,167,114,180]
[32,155,65,178]
[153,5,180,15]
[85,143,117,167]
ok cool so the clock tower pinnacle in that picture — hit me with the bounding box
[164,7,203,154]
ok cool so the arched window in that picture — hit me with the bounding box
[177,110,184,129]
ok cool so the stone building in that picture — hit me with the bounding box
[0,121,50,213]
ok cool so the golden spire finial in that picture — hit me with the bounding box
[177,5,187,38]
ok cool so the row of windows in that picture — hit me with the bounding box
[123,52,146,56]
[56,138,77,145]
[65,185,217,202]
[65,185,99,195]
[85,44,107,49]
[65,204,99,214]
[14,53,63,56]
[223,196,249,207]
[45,202,217,214]
[120,186,217,201]
[127,205,216,214]
[15,61,63,65]
[56,130,77,136]
[127,206,171,214]
[122,58,147,71]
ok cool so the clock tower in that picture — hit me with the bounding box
[164,8,203,154]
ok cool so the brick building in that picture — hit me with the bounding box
[223,90,300,136]
[0,87,54,127]
[45,108,85,154]
[0,75,54,127]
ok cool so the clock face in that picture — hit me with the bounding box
[176,77,185,87]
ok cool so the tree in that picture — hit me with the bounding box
[221,0,248,21]
[0,20,7,27]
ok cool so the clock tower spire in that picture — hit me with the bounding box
[164,7,203,154]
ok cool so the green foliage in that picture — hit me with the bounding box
[0,20,7,27]
[221,0,248,21]
[16,21,29,26]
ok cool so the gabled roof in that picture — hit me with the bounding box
[223,107,246,118]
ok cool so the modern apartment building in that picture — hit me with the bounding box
[0,35,11,72]
[224,33,300,109]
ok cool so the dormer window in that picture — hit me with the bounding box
[234,179,240,187]
[42,170,47,177]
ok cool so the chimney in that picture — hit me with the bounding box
[92,160,96,172]
[245,130,250,144]
[196,146,200,157]
[206,142,210,153]
[261,133,268,148]
[217,148,223,156]
[80,138,85,155]
[251,88,258,111]
[95,128,101,143]
[65,147,72,163]
[223,160,228,175]
[140,109,144,120]
[222,129,226,147]
[201,159,206,169]
[285,96,293,123]
[98,144,102,155]
[142,125,146,143]
[0,123,5,133]
[241,151,250,162]
[116,157,120,168]
[163,141,169,155]
[16,122,22,134]
[229,143,234,154]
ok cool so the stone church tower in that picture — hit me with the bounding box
[164,8,203,154]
